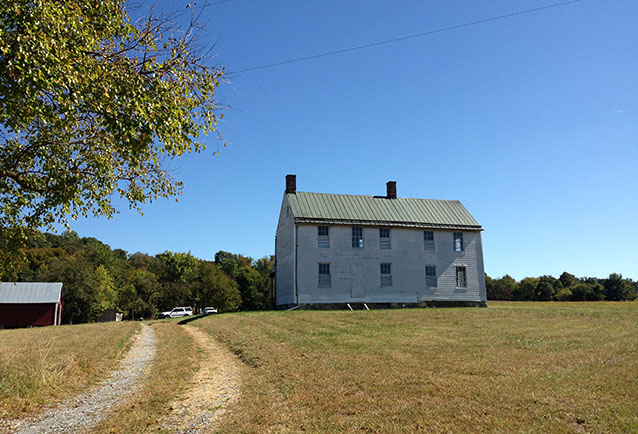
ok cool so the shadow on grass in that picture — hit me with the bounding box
[177,315,206,325]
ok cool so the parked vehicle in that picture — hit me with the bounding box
[202,307,218,315]
[158,307,193,319]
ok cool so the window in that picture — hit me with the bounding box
[454,232,464,252]
[318,263,331,287]
[352,227,364,248]
[424,231,435,251]
[456,266,467,288]
[426,266,437,288]
[379,228,391,249]
[318,226,330,248]
[380,263,392,287]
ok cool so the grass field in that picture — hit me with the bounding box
[0,321,139,419]
[195,302,638,433]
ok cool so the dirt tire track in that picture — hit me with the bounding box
[159,324,240,433]
[4,323,156,434]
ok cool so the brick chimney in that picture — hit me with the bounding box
[386,181,397,199]
[285,174,296,194]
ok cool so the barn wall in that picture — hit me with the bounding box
[0,303,56,327]
[295,225,485,304]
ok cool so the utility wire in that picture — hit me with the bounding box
[231,0,583,74]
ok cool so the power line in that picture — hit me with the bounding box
[231,0,583,74]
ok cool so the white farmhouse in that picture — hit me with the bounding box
[275,175,487,308]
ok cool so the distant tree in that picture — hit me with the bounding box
[254,255,275,308]
[559,271,578,289]
[157,251,198,283]
[485,274,495,299]
[214,251,252,278]
[513,277,538,301]
[569,283,605,301]
[88,265,117,320]
[554,287,573,301]
[120,267,159,319]
[536,275,561,301]
[194,262,241,312]
[604,273,632,301]
[0,0,225,261]
[486,274,514,300]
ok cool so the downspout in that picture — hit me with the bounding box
[273,235,277,309]
[294,224,299,305]
[53,301,58,326]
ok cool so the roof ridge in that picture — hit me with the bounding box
[292,191,459,202]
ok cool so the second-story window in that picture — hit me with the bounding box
[379,228,391,249]
[352,227,364,248]
[318,226,330,248]
[380,263,392,286]
[454,232,464,252]
[424,231,435,251]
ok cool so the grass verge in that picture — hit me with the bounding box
[0,321,139,420]
[90,321,198,433]
[196,302,638,432]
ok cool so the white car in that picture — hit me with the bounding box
[159,307,193,319]
[202,307,218,315]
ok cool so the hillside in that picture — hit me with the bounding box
[195,302,638,432]
[2,303,637,432]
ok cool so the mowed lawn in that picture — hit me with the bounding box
[195,302,638,433]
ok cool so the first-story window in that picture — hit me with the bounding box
[318,226,330,248]
[318,263,331,287]
[456,266,467,288]
[424,230,435,251]
[352,227,364,248]
[380,263,392,287]
[379,228,391,249]
[454,232,464,252]
[426,265,437,288]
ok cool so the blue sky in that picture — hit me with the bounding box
[67,0,637,280]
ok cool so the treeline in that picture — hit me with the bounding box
[486,272,637,301]
[1,231,273,323]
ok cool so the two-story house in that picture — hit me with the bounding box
[275,175,487,308]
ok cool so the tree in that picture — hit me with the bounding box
[513,277,538,301]
[536,275,561,301]
[0,1,224,253]
[489,275,516,300]
[569,282,605,301]
[194,262,241,312]
[559,271,578,289]
[604,273,631,301]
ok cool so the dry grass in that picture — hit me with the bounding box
[0,321,139,419]
[90,321,199,433]
[195,302,638,433]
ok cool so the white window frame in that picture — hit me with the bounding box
[318,226,330,248]
[380,263,392,287]
[454,232,464,252]
[379,228,391,249]
[424,231,435,251]
[456,266,467,288]
[318,263,331,287]
[352,227,364,249]
[425,265,437,288]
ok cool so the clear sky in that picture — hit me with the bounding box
[66,0,637,281]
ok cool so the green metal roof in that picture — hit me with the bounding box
[287,192,482,230]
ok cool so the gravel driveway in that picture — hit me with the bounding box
[8,323,156,434]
